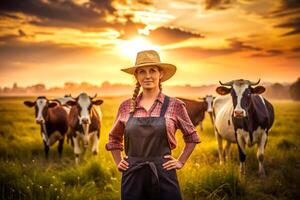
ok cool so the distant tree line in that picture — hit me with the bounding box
[0,78,299,100]
[289,78,300,101]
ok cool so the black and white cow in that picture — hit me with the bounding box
[24,96,69,159]
[66,93,103,164]
[213,79,274,177]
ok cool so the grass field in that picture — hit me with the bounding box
[0,97,299,200]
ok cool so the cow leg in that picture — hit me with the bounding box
[257,131,267,178]
[91,132,99,155]
[43,140,49,160]
[223,141,231,162]
[199,122,203,131]
[236,132,246,175]
[215,131,224,165]
[73,135,81,164]
[57,138,64,159]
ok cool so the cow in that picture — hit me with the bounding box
[177,96,214,131]
[213,79,274,177]
[66,92,103,164]
[24,96,69,159]
[55,94,73,109]
[198,95,215,124]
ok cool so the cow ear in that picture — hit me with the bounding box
[92,99,103,105]
[66,100,76,106]
[24,101,35,107]
[251,86,265,94]
[216,86,231,95]
[48,101,58,108]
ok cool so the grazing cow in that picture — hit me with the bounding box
[66,93,103,164]
[24,96,69,159]
[177,97,211,131]
[55,94,73,109]
[213,79,274,177]
[199,95,215,124]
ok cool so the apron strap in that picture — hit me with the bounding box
[160,96,170,117]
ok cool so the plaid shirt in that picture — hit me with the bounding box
[105,92,200,151]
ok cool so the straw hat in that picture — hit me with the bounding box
[121,50,177,82]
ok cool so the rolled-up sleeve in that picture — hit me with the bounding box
[105,103,126,151]
[175,101,201,144]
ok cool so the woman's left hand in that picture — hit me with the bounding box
[162,155,184,170]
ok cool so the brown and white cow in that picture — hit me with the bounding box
[177,96,214,131]
[213,79,274,177]
[24,96,69,159]
[198,95,215,124]
[66,93,103,164]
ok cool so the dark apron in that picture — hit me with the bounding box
[121,96,182,200]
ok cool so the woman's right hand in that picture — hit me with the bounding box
[117,156,129,172]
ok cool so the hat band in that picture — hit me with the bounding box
[136,61,159,65]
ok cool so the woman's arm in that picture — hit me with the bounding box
[111,150,129,171]
[162,99,200,170]
[162,142,196,170]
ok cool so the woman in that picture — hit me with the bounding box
[106,50,200,200]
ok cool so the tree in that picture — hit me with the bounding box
[289,78,300,101]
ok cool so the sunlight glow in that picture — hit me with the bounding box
[118,37,161,59]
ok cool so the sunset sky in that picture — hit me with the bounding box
[0,0,299,87]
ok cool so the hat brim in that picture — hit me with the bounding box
[121,63,177,82]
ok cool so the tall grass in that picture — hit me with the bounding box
[0,97,299,199]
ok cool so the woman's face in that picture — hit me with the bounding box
[135,66,164,90]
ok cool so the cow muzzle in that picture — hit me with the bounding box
[207,108,213,113]
[233,109,246,118]
[80,118,90,125]
[36,119,45,124]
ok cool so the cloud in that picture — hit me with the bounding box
[275,17,300,36]
[0,38,103,72]
[250,49,284,57]
[271,0,300,17]
[269,0,300,36]
[116,16,147,40]
[291,46,300,52]
[204,0,234,10]
[226,38,262,51]
[0,0,116,30]
[165,38,262,58]
[147,27,205,45]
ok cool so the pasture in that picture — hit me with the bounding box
[0,96,299,200]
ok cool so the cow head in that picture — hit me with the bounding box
[216,79,265,118]
[66,93,103,125]
[24,96,58,124]
[66,93,103,147]
[199,95,215,113]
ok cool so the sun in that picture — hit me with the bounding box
[118,37,160,59]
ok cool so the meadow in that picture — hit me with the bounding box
[0,96,299,200]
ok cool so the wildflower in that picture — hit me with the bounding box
[39,186,43,189]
